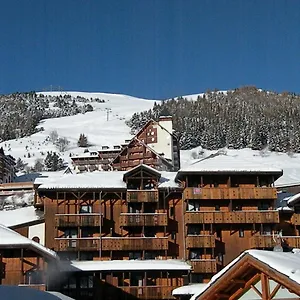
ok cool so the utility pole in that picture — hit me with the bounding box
[105,108,112,121]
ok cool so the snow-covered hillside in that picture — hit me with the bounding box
[0,91,156,169]
[1,90,300,187]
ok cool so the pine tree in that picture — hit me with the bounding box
[15,158,27,172]
[44,152,64,171]
[77,133,88,147]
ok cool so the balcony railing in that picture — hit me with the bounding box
[120,213,168,226]
[291,214,300,225]
[101,237,168,251]
[54,237,100,251]
[186,235,215,248]
[121,286,175,300]
[190,259,219,273]
[55,214,102,227]
[184,187,277,200]
[185,210,279,224]
[127,190,159,202]
[250,235,300,248]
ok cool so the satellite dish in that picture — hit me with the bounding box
[273,245,283,252]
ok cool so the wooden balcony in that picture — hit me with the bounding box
[127,190,159,202]
[185,211,279,224]
[54,238,100,251]
[186,235,215,248]
[184,187,277,200]
[55,214,102,227]
[120,213,168,226]
[250,235,300,248]
[190,259,219,273]
[291,214,300,225]
[121,286,175,299]
[101,237,168,251]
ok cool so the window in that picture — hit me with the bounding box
[131,273,144,286]
[215,204,220,211]
[80,205,92,214]
[261,225,272,236]
[129,203,142,213]
[259,202,269,211]
[63,276,76,289]
[218,253,223,263]
[80,276,93,288]
[239,229,245,238]
[190,250,201,260]
[169,206,174,217]
[233,204,242,211]
[188,225,201,235]
[129,252,142,260]
[171,231,176,240]
[64,228,78,248]
[187,200,200,212]
[145,251,157,259]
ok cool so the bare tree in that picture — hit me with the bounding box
[49,130,58,143]
[56,137,69,152]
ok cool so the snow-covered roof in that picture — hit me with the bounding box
[38,171,127,190]
[172,283,207,296]
[0,224,57,260]
[287,193,300,207]
[0,205,43,228]
[71,152,99,159]
[123,164,161,178]
[38,170,179,190]
[193,249,300,299]
[60,259,191,272]
[178,154,283,176]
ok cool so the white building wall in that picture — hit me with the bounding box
[147,118,173,161]
[28,222,45,245]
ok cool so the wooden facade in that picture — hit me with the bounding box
[35,161,300,300]
[38,164,185,300]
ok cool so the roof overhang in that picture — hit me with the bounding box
[60,259,191,272]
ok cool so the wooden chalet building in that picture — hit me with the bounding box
[0,223,58,290]
[0,147,15,183]
[33,152,288,300]
[36,164,189,299]
[70,116,180,173]
[189,249,300,300]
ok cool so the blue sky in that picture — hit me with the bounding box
[0,0,299,99]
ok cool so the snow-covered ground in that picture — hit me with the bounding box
[0,91,156,169]
[0,90,300,187]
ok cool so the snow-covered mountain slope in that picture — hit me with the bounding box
[0,91,156,168]
[1,90,300,187]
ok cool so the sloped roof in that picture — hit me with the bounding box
[0,224,57,260]
[0,205,43,228]
[287,193,300,207]
[193,249,300,300]
[123,164,161,179]
[177,154,283,178]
